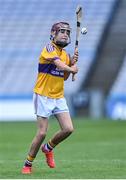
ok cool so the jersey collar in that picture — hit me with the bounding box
[51,41,63,52]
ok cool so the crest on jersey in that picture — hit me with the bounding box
[46,43,54,52]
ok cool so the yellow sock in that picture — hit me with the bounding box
[27,155,35,162]
[24,155,35,167]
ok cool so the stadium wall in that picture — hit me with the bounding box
[0,99,35,121]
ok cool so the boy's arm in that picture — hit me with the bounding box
[54,59,78,74]
[64,49,79,81]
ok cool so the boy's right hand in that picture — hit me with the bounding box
[70,64,78,74]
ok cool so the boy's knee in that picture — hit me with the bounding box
[64,127,74,135]
[38,131,47,138]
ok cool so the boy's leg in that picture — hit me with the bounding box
[42,112,74,168]
[22,116,48,174]
[51,112,74,145]
[28,116,48,157]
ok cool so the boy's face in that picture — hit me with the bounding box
[54,28,70,44]
[52,24,71,47]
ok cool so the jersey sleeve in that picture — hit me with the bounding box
[41,44,60,62]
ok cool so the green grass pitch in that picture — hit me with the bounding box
[0,117,126,179]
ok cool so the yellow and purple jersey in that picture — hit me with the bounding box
[34,42,70,98]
